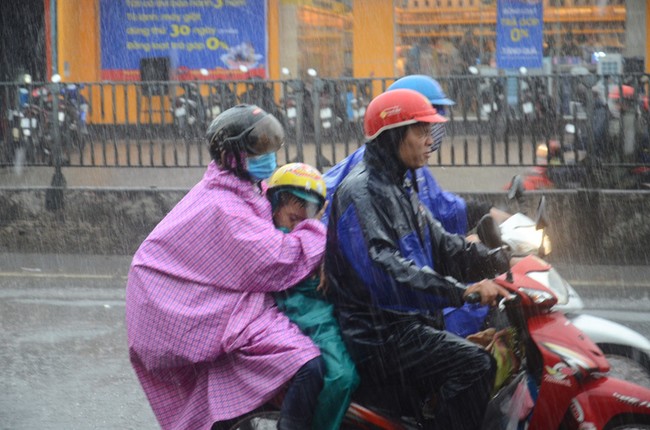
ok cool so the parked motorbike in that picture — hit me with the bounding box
[305,81,338,141]
[516,69,559,140]
[469,66,507,144]
[5,75,50,165]
[469,66,504,124]
[333,79,370,145]
[238,78,287,130]
[206,81,237,120]
[7,83,56,165]
[7,97,43,164]
[281,89,300,137]
[27,81,90,164]
[168,68,236,141]
[170,81,209,140]
[280,81,338,142]
[58,83,90,157]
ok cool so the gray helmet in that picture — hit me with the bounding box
[206,104,285,162]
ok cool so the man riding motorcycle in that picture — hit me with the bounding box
[323,74,509,336]
[325,89,511,430]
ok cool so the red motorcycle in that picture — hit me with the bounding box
[217,245,650,429]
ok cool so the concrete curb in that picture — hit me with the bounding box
[1,253,649,289]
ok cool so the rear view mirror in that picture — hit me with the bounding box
[508,175,525,201]
[476,214,503,250]
[535,196,549,231]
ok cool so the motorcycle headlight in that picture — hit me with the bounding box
[500,219,551,256]
[526,268,570,305]
[518,287,557,307]
[542,342,599,374]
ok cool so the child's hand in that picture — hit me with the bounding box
[316,263,328,293]
[315,200,329,221]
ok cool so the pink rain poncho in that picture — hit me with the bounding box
[126,161,325,430]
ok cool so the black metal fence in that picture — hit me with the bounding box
[1,73,649,176]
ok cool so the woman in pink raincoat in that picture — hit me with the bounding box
[126,104,326,430]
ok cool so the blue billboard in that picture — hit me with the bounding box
[99,0,268,80]
[496,0,543,69]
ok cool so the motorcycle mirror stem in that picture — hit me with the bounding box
[476,214,503,249]
[538,237,547,258]
[535,196,549,231]
[507,175,525,205]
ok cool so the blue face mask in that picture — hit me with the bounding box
[246,152,277,181]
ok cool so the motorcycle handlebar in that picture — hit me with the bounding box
[464,291,516,307]
[465,292,481,304]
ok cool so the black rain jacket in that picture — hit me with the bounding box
[325,139,510,365]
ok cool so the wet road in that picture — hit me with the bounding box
[0,274,156,430]
[1,265,649,430]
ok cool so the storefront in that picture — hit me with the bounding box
[41,0,647,125]
[394,0,631,77]
[48,0,647,83]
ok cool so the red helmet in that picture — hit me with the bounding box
[363,89,447,140]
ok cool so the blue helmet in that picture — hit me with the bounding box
[388,75,455,107]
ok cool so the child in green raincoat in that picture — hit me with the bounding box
[267,162,359,430]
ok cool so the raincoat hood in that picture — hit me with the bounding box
[364,137,409,186]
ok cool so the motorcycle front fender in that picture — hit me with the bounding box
[567,377,650,428]
[568,313,650,355]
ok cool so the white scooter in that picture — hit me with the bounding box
[491,176,650,386]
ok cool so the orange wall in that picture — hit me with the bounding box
[268,0,280,79]
[352,0,394,79]
[58,0,99,82]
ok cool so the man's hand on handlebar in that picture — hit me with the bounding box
[463,279,510,307]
